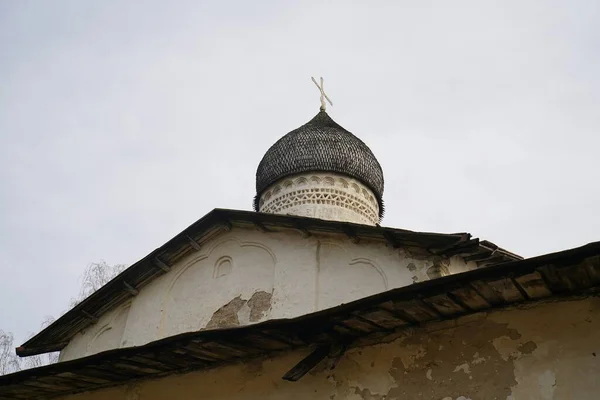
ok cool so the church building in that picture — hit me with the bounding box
[1,83,599,399]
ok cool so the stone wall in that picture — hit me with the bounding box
[59,226,475,361]
[58,296,600,400]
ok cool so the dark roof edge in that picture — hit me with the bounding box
[17,209,223,356]
[5,239,600,388]
[17,208,519,356]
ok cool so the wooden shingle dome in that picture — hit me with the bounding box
[255,110,384,219]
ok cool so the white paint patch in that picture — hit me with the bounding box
[453,363,471,375]
[538,370,556,400]
[472,352,486,364]
[492,335,521,361]
[426,369,432,380]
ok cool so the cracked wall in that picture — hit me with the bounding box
[59,227,475,362]
[60,296,599,400]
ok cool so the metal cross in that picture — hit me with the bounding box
[311,77,333,111]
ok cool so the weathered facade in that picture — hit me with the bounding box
[58,226,479,362]
[1,236,598,399]
[56,296,600,400]
[2,108,598,400]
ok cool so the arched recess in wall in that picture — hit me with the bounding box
[426,260,450,279]
[87,302,131,356]
[214,256,233,278]
[316,242,388,310]
[159,237,276,337]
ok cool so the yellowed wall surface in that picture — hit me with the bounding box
[59,296,600,400]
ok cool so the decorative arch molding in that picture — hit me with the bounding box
[214,256,233,278]
[315,242,387,287]
[350,257,389,290]
[317,240,347,252]
[158,236,277,338]
[165,236,277,293]
[198,236,277,264]
[316,242,389,310]
[87,301,131,356]
[89,325,112,345]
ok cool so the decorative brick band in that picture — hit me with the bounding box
[259,173,379,225]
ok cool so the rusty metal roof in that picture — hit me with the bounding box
[1,241,599,399]
[17,208,520,358]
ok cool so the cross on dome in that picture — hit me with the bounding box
[311,76,333,111]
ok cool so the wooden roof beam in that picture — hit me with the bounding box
[81,311,99,324]
[282,345,331,382]
[153,258,171,273]
[253,220,271,233]
[122,281,139,296]
[185,235,201,251]
[295,223,311,238]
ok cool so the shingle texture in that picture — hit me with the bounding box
[255,110,384,217]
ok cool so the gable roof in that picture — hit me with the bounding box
[17,208,521,357]
[2,241,599,399]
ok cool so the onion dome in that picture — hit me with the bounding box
[254,110,384,219]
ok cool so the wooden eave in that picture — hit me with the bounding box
[16,208,521,357]
[1,241,598,399]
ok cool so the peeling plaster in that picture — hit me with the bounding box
[59,297,600,400]
[384,317,521,399]
[205,291,273,329]
[248,290,274,322]
[60,227,476,361]
[453,363,471,375]
[205,296,246,329]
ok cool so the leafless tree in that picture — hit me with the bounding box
[69,261,127,308]
[21,316,60,370]
[1,261,126,375]
[0,331,20,375]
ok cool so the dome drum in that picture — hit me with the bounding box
[258,172,380,225]
[255,110,384,223]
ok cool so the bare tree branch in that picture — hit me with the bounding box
[69,261,127,308]
[1,261,126,375]
[0,330,20,375]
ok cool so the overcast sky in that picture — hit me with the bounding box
[1,0,599,345]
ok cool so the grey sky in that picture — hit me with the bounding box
[1,0,599,346]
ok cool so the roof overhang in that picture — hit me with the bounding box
[17,208,521,357]
[1,241,599,399]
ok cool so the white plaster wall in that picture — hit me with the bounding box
[59,301,131,362]
[259,172,380,225]
[59,226,475,361]
[59,297,600,400]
